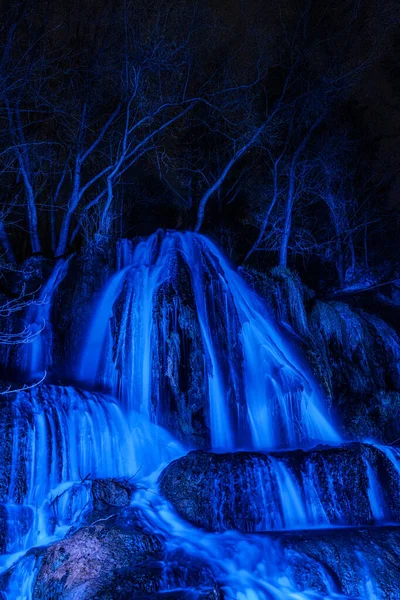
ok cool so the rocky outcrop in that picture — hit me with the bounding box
[244,266,400,441]
[54,245,115,374]
[0,398,14,502]
[309,301,400,411]
[159,444,400,532]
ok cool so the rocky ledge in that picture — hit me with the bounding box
[274,526,400,598]
[159,443,400,532]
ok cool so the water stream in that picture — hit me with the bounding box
[0,231,398,599]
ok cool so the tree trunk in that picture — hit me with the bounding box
[279,116,323,268]
[245,160,281,263]
[55,162,81,257]
[195,123,266,232]
[279,170,296,268]
[0,220,16,264]
[9,104,41,254]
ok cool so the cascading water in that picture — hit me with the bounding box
[1,230,399,600]
[0,385,182,571]
[78,230,338,450]
[20,258,71,380]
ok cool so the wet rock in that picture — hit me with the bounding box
[309,301,400,402]
[159,443,400,532]
[243,267,400,441]
[243,266,311,338]
[31,514,222,600]
[0,399,13,502]
[91,478,136,509]
[340,390,400,444]
[278,526,400,598]
[0,505,6,552]
[161,548,223,600]
[147,262,211,448]
[54,244,115,372]
[32,520,163,599]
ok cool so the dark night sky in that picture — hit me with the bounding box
[0,0,399,285]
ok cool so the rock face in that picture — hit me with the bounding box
[276,526,400,598]
[0,398,13,502]
[1,478,222,600]
[244,266,400,442]
[150,261,210,448]
[32,516,163,600]
[159,444,400,532]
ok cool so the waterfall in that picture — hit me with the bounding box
[20,258,71,380]
[1,231,398,600]
[78,230,339,450]
[0,385,183,562]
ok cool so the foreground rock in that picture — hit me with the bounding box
[31,511,221,600]
[159,443,400,532]
[33,517,162,599]
[0,476,137,555]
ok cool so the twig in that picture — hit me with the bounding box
[0,370,47,395]
[91,513,117,526]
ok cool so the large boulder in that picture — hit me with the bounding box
[32,515,163,600]
[29,510,222,600]
[159,444,400,532]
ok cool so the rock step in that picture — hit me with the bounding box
[159,443,400,532]
[260,525,400,599]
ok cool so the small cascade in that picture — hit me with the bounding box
[125,479,400,600]
[78,264,131,390]
[3,553,40,600]
[78,231,339,450]
[159,444,400,533]
[0,385,182,562]
[20,258,71,380]
[269,457,308,528]
[356,551,382,600]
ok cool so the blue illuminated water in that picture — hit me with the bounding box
[79,230,339,450]
[20,258,71,380]
[1,230,398,599]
